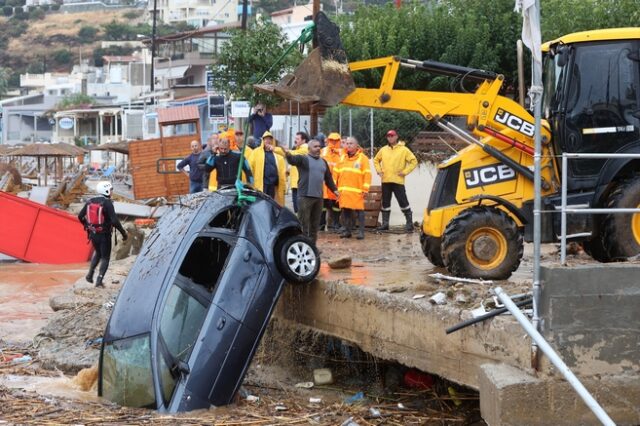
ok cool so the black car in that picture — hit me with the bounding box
[98,187,319,412]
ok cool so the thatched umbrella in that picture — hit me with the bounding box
[88,140,130,173]
[10,143,87,186]
[0,145,19,157]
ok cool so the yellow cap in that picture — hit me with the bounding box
[262,131,273,139]
[327,132,341,140]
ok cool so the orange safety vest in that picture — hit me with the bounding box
[321,142,343,200]
[335,150,371,210]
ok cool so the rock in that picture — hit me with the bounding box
[327,256,352,269]
[429,292,447,305]
[388,286,407,293]
[49,294,94,311]
[455,292,468,304]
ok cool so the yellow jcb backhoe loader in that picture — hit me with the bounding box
[259,13,640,280]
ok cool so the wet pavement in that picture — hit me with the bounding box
[0,262,87,344]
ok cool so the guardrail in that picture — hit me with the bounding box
[560,152,640,264]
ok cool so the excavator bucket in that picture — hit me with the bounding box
[255,12,355,107]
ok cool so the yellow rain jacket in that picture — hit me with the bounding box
[335,149,371,210]
[248,145,286,205]
[373,142,418,185]
[288,143,308,190]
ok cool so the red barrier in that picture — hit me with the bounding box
[0,191,92,264]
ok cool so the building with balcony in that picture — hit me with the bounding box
[152,0,241,28]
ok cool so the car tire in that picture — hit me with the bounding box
[276,235,320,284]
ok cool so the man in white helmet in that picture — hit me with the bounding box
[78,181,127,288]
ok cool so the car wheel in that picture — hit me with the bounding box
[276,235,320,284]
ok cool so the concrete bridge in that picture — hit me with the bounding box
[275,257,640,425]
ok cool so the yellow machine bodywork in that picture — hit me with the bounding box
[341,56,556,236]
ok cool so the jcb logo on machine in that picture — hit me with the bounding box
[494,109,535,137]
[464,163,516,189]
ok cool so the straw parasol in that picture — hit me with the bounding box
[10,143,87,186]
[0,145,19,157]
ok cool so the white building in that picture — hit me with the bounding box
[152,0,241,28]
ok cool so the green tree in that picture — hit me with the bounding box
[0,67,10,97]
[53,48,72,64]
[56,93,96,110]
[78,25,98,43]
[210,17,302,106]
[103,20,134,40]
[322,105,428,148]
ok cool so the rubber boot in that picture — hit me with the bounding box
[403,209,414,233]
[340,211,352,238]
[319,208,327,231]
[377,211,390,231]
[331,210,342,233]
[356,211,365,240]
[95,275,105,288]
[85,269,95,284]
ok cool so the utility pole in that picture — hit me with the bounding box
[310,0,320,137]
[151,0,158,92]
[241,0,248,30]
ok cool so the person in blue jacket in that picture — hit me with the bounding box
[249,103,273,147]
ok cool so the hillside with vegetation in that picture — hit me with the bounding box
[0,7,193,94]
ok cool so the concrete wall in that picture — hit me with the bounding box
[480,264,640,425]
[538,264,640,377]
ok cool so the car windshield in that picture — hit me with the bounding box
[102,334,155,408]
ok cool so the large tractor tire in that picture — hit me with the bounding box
[420,232,444,267]
[600,176,640,260]
[441,206,523,280]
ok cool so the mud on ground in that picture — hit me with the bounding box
[0,227,604,424]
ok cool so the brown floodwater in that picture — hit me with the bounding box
[0,261,87,343]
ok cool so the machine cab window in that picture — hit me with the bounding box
[556,40,640,178]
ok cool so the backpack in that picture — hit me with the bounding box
[85,199,106,233]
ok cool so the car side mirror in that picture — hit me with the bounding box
[174,360,190,377]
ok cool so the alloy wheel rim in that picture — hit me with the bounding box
[286,241,317,277]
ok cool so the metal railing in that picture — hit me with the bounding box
[560,152,640,264]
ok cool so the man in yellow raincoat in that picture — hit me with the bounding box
[335,137,371,239]
[373,129,418,232]
[248,131,286,205]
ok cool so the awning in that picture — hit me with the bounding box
[155,65,190,80]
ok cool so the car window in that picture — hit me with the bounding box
[160,285,207,362]
[178,236,231,289]
[101,334,155,408]
[158,350,176,405]
[158,285,207,405]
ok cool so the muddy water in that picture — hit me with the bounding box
[0,374,102,402]
[0,262,87,343]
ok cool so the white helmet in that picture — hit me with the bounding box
[96,181,113,197]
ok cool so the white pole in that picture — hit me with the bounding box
[369,108,374,157]
[493,287,616,426]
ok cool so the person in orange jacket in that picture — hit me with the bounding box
[320,132,343,231]
[335,137,371,239]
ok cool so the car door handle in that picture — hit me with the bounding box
[217,317,226,330]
